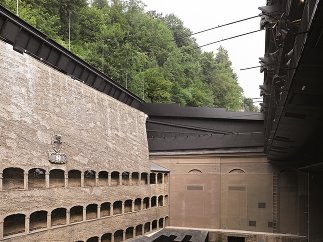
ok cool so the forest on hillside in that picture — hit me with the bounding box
[0,0,258,111]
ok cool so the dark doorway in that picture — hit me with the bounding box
[228,236,245,242]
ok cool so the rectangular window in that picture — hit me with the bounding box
[249,220,256,226]
[186,185,203,191]
[228,186,246,191]
[258,202,266,208]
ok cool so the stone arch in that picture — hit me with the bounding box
[143,197,150,209]
[86,236,99,242]
[30,210,47,231]
[157,173,163,184]
[100,202,111,217]
[49,169,65,188]
[144,222,150,233]
[140,172,148,185]
[28,168,46,189]
[98,171,109,186]
[70,205,83,223]
[51,208,66,226]
[158,195,164,206]
[101,233,112,242]
[68,170,81,187]
[124,199,132,213]
[151,196,157,207]
[114,229,123,242]
[84,170,96,187]
[228,168,245,174]
[150,173,156,184]
[111,171,119,186]
[113,201,122,215]
[86,204,98,220]
[3,213,25,237]
[164,173,169,183]
[134,198,141,211]
[141,172,148,185]
[122,171,130,185]
[132,172,139,185]
[2,167,24,190]
[164,195,169,205]
[159,218,164,228]
[135,224,143,236]
[165,216,169,226]
[188,169,202,174]
[152,220,158,230]
[126,227,134,239]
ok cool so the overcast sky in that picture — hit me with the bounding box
[143,0,266,100]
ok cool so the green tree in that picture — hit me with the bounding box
[0,0,245,110]
[131,68,172,103]
[243,98,259,112]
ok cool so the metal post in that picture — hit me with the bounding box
[68,12,71,51]
[16,0,19,16]
[308,171,310,242]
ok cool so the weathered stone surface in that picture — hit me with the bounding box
[0,40,149,172]
[0,40,169,241]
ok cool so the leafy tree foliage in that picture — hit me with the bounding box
[0,0,256,111]
[243,98,259,112]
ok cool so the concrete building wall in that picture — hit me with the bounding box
[150,153,274,232]
[0,40,169,241]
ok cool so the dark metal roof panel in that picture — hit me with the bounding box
[140,103,264,121]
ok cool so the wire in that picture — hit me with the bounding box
[190,14,261,37]
[240,65,262,71]
[198,29,264,48]
[147,119,233,135]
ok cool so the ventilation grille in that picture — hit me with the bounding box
[186,185,203,191]
[228,186,246,191]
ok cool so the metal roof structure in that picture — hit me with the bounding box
[0,5,143,109]
[141,103,264,153]
[0,4,265,156]
[259,0,323,167]
[150,162,170,172]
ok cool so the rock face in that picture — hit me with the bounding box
[0,40,149,172]
[0,40,169,242]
